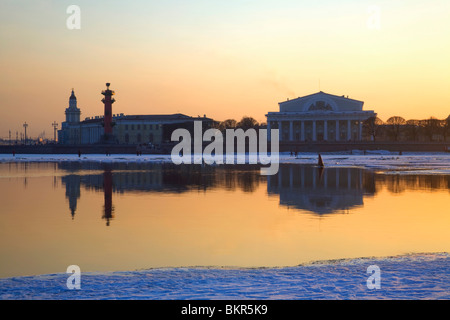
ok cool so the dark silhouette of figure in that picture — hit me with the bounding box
[318,154,324,167]
[12,150,15,157]
[78,150,81,157]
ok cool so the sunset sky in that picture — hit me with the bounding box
[1,0,449,138]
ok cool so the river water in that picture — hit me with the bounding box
[0,161,449,278]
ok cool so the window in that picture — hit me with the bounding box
[137,125,140,130]
[131,125,134,130]
[125,125,128,130]
[149,124,153,130]
[143,124,147,130]
[125,133,129,143]
[308,101,333,111]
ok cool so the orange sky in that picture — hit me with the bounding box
[1,0,449,138]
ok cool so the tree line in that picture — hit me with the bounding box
[214,116,265,131]
[364,115,450,142]
[215,115,450,142]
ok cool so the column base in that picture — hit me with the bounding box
[100,134,118,144]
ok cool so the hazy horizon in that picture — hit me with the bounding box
[1,0,450,138]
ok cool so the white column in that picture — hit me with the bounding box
[278,121,282,141]
[312,168,316,188]
[312,121,317,141]
[289,166,293,187]
[347,169,351,189]
[289,121,294,141]
[300,121,305,141]
[324,120,328,141]
[347,120,351,141]
[336,120,340,141]
[359,170,363,189]
[358,120,363,141]
[336,169,340,188]
[301,166,305,187]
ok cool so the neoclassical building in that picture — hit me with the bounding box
[58,88,215,145]
[267,165,375,214]
[266,91,376,141]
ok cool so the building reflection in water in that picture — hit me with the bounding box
[102,167,114,226]
[268,165,376,215]
[61,174,81,219]
[59,162,264,226]
[59,162,449,225]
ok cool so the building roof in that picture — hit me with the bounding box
[278,91,365,113]
[81,113,215,124]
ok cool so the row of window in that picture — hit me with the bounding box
[124,133,155,143]
[123,124,160,131]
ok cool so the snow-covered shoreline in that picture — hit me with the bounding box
[1,253,448,300]
[1,152,450,174]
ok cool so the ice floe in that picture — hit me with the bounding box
[0,253,448,300]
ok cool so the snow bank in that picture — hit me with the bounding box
[282,152,450,174]
[4,152,450,174]
[1,253,448,300]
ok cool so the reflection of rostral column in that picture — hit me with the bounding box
[101,83,116,143]
[102,168,114,226]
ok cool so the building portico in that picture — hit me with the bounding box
[266,92,375,142]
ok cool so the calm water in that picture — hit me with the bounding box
[0,162,449,278]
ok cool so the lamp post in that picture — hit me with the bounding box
[23,122,28,145]
[52,121,58,142]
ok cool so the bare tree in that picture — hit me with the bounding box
[445,115,450,142]
[422,117,441,141]
[363,116,384,141]
[405,119,420,141]
[386,116,406,141]
[236,116,259,131]
[218,119,237,131]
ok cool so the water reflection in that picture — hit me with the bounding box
[103,167,114,226]
[59,162,264,225]
[1,161,449,277]
[62,174,80,219]
[268,165,375,215]
[59,162,450,225]
[377,174,450,193]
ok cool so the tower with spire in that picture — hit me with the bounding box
[65,89,81,124]
[59,89,82,144]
